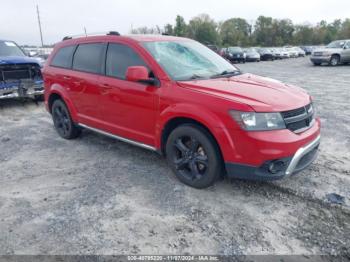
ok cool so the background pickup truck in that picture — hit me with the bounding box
[0,39,44,100]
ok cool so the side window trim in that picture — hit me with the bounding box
[68,45,78,69]
[72,42,107,75]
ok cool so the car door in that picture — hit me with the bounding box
[98,42,158,146]
[70,42,107,127]
[48,44,77,101]
[343,41,350,62]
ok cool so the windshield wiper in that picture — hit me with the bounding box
[181,74,208,81]
[210,70,241,79]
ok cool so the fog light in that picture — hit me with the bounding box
[268,160,285,174]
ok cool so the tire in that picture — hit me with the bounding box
[165,124,222,189]
[51,99,81,139]
[329,55,340,66]
[34,95,44,102]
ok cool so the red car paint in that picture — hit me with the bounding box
[43,35,321,180]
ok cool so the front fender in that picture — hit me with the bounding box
[156,103,236,160]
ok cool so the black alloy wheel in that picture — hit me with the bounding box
[166,125,222,188]
[51,99,81,139]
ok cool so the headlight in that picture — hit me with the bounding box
[229,111,286,131]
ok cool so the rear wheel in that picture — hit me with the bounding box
[329,55,340,66]
[165,125,222,189]
[51,99,81,139]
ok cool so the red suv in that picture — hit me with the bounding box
[43,33,321,188]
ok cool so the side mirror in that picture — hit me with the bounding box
[344,46,348,50]
[126,66,158,86]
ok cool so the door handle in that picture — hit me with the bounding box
[99,83,113,95]
[73,80,84,86]
[63,76,71,80]
[99,83,112,89]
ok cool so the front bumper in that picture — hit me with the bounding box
[0,79,44,99]
[228,56,246,62]
[246,57,260,62]
[260,54,273,60]
[310,56,331,64]
[225,135,321,181]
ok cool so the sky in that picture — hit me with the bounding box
[1,0,349,45]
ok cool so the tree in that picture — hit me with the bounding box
[164,24,174,35]
[131,26,160,34]
[293,24,314,45]
[220,18,251,46]
[272,19,294,45]
[187,14,220,44]
[174,15,187,37]
[338,19,350,39]
[253,16,274,46]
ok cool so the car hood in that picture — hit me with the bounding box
[177,73,311,112]
[0,56,40,65]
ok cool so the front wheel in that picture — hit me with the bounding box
[166,125,222,189]
[329,55,340,66]
[51,99,81,139]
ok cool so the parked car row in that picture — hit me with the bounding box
[216,46,307,63]
[214,40,350,66]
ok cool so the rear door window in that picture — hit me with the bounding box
[51,45,76,68]
[106,43,148,79]
[72,43,106,74]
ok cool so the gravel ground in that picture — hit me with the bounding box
[0,57,349,256]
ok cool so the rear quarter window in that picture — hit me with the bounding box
[51,45,76,68]
[72,43,106,74]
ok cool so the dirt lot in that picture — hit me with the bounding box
[0,57,349,256]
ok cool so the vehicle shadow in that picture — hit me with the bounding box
[0,98,41,110]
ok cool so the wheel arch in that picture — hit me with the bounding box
[157,104,236,161]
[160,117,217,153]
[47,84,78,122]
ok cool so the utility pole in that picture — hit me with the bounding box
[84,27,87,36]
[36,5,44,47]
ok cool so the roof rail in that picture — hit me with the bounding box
[62,31,121,41]
[62,36,73,41]
[107,31,120,36]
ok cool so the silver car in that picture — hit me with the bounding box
[310,39,350,66]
